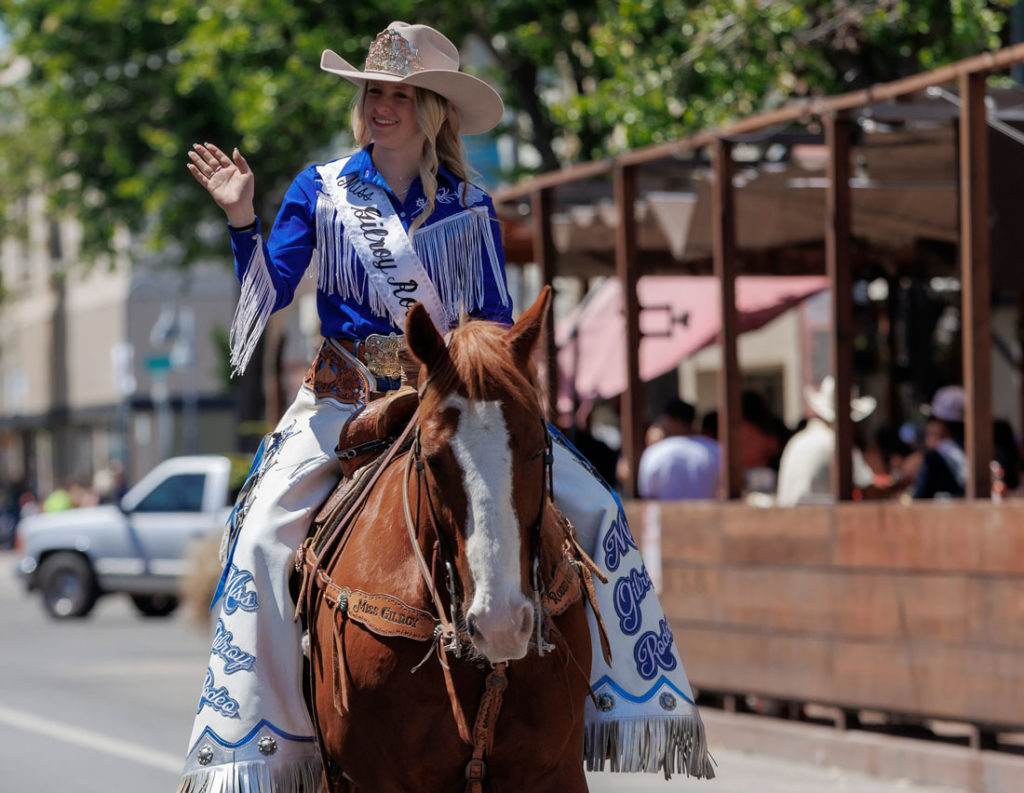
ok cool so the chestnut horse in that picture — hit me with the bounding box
[298,287,600,793]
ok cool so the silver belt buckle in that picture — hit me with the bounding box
[362,333,404,379]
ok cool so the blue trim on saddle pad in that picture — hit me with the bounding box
[591,674,696,706]
[187,719,316,756]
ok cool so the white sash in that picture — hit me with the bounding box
[317,159,449,333]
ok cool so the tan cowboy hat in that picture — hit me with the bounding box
[804,376,877,424]
[321,22,504,136]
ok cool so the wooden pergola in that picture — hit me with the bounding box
[494,44,1024,500]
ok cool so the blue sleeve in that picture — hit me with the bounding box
[469,194,514,326]
[229,167,319,314]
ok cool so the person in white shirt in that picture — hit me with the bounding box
[776,376,877,506]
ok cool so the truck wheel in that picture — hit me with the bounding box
[38,552,99,619]
[130,594,179,617]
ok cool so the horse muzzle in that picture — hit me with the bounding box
[465,598,535,662]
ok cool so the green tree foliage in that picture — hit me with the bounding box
[0,0,1016,256]
[0,0,419,257]
[561,0,1016,158]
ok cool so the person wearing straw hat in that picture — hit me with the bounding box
[179,22,711,792]
[776,376,878,506]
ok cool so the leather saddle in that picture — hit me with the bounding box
[334,386,419,477]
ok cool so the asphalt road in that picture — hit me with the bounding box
[0,550,966,793]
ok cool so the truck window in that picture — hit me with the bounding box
[133,473,206,513]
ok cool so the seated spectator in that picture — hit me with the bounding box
[866,423,922,491]
[912,385,966,499]
[739,390,787,493]
[637,398,720,500]
[699,409,718,442]
[646,397,695,447]
[776,376,877,506]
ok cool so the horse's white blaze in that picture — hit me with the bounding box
[443,394,532,659]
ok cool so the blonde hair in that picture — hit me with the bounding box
[351,84,476,236]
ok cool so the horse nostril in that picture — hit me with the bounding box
[517,605,534,639]
[466,615,477,638]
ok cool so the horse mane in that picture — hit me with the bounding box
[429,319,543,410]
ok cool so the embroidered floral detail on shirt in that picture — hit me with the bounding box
[434,186,456,204]
[459,181,487,208]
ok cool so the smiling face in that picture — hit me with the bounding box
[362,80,427,157]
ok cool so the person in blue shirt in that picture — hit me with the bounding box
[177,21,710,793]
[912,385,967,499]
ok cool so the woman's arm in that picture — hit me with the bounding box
[187,143,319,373]
[469,193,514,325]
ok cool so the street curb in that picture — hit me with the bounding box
[702,709,1024,793]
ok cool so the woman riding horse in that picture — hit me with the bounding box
[179,20,711,792]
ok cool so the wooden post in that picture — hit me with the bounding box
[826,113,855,501]
[1018,291,1024,444]
[531,188,559,420]
[959,72,993,498]
[712,139,742,499]
[614,165,643,498]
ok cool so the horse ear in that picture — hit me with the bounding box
[405,302,447,370]
[506,285,552,368]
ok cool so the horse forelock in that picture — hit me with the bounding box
[425,320,542,411]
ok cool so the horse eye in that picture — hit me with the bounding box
[425,454,447,475]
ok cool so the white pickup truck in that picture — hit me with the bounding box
[15,455,237,619]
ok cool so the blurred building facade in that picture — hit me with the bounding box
[0,193,240,495]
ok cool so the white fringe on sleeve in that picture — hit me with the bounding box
[228,236,277,377]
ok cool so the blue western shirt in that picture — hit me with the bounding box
[227,146,513,347]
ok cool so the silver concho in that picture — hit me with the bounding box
[659,692,677,711]
[361,333,405,379]
[597,693,615,712]
[258,736,278,755]
[197,744,214,766]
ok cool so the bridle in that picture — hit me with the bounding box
[403,413,555,660]
[397,408,562,791]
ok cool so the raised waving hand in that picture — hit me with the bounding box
[187,142,256,227]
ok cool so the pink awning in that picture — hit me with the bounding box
[557,275,828,405]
